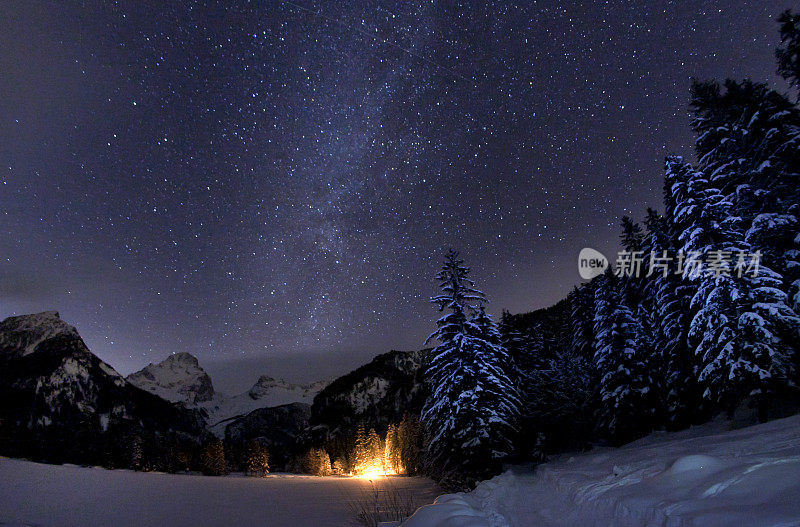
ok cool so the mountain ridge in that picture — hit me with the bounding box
[126,352,329,430]
[0,311,428,472]
[0,311,205,468]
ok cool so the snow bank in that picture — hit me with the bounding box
[404,414,800,526]
[400,494,493,527]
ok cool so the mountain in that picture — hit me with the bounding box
[0,310,81,358]
[0,311,427,474]
[127,352,215,404]
[0,312,204,468]
[310,349,428,441]
[127,353,328,432]
[247,375,328,405]
[200,376,327,435]
[224,403,312,471]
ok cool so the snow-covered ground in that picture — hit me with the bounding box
[405,414,800,527]
[0,459,438,527]
[4,415,799,527]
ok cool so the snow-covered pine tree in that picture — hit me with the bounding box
[593,272,653,444]
[472,304,503,346]
[641,209,670,392]
[689,78,800,317]
[622,212,669,422]
[777,9,800,96]
[686,75,800,415]
[470,303,523,447]
[653,157,703,427]
[302,448,331,476]
[689,79,796,201]
[422,249,519,487]
[673,150,800,419]
[746,211,800,317]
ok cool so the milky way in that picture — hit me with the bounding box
[0,1,791,389]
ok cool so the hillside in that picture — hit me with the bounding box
[310,348,428,440]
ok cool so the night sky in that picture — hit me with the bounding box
[0,1,791,390]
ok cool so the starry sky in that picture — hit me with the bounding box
[0,0,792,391]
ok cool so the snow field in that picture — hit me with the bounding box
[0,460,438,527]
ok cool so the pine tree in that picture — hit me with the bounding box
[498,310,524,358]
[687,74,800,416]
[353,424,368,475]
[332,458,347,475]
[245,439,269,477]
[593,272,653,443]
[568,285,595,360]
[397,413,422,476]
[690,79,794,192]
[472,305,503,346]
[366,428,383,473]
[620,216,645,253]
[302,448,331,476]
[384,423,402,473]
[638,158,704,427]
[777,9,800,96]
[422,249,519,486]
[673,149,800,418]
[689,78,800,315]
[200,440,226,476]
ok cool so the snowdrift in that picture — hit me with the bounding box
[404,413,800,526]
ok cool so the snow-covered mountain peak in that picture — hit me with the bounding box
[128,352,327,431]
[0,311,80,357]
[162,351,202,367]
[127,352,215,404]
[247,375,292,398]
[199,376,327,433]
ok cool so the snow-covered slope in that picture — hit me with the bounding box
[200,377,326,430]
[405,414,800,527]
[127,352,215,404]
[248,375,326,405]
